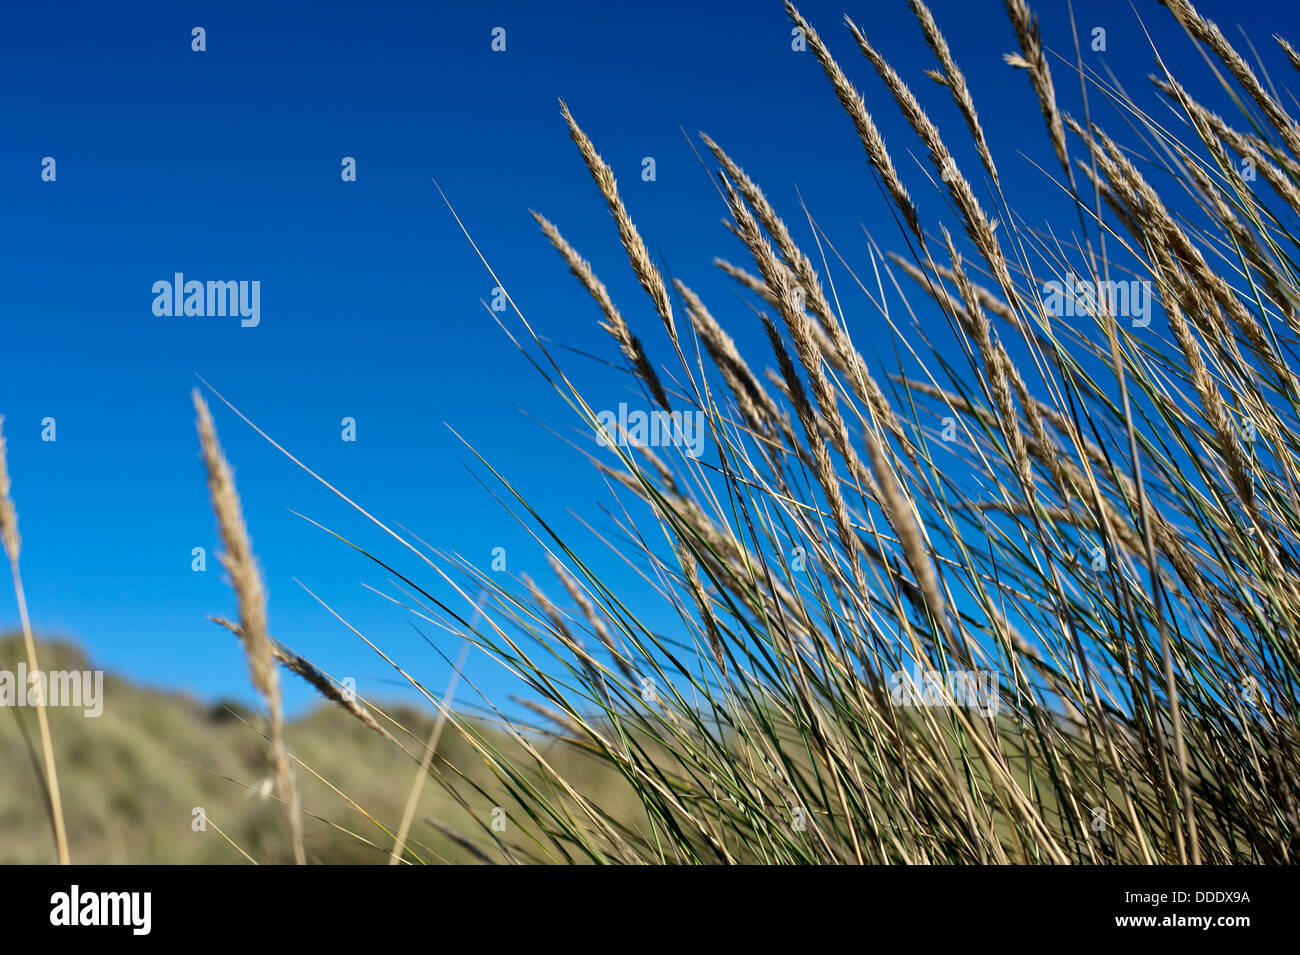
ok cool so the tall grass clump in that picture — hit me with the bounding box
[197,0,1300,864]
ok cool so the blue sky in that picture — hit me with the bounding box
[1,0,1295,715]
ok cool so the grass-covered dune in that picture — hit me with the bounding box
[0,635,638,864]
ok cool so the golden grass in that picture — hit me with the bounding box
[193,391,305,864]
[0,416,70,864]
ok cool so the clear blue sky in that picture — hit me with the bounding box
[1,0,1293,714]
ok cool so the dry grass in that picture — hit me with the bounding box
[193,390,305,865]
[0,416,70,864]
[7,0,1300,865]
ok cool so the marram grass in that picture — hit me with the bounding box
[10,0,1300,864]
[187,0,1300,864]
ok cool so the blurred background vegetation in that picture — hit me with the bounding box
[0,634,632,864]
